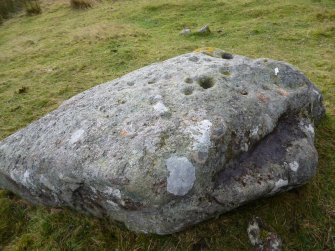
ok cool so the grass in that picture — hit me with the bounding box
[24,0,42,16]
[70,0,98,10]
[0,0,334,250]
[0,0,23,21]
[0,0,41,21]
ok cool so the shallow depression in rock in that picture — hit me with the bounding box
[197,76,215,89]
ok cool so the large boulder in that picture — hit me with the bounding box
[0,49,325,234]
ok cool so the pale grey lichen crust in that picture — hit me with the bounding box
[166,156,195,196]
[0,50,325,234]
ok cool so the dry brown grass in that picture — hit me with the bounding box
[0,0,41,20]
[70,0,98,9]
[0,0,23,19]
[24,0,41,15]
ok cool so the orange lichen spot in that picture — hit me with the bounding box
[194,47,223,57]
[194,47,218,54]
[120,129,128,137]
[257,93,270,103]
[277,88,289,97]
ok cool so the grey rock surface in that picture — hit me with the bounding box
[0,48,325,234]
[180,27,191,36]
[247,217,282,251]
[198,24,210,34]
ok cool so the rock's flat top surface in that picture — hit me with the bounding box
[0,49,325,234]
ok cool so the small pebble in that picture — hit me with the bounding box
[198,24,211,34]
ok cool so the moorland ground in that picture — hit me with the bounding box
[0,0,334,250]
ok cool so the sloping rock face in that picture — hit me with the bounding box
[0,49,325,234]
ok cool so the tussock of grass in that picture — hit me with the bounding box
[24,0,41,16]
[70,0,98,9]
[0,0,41,21]
[0,0,23,20]
[0,0,334,250]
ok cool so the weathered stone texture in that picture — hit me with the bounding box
[0,49,325,234]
